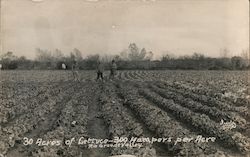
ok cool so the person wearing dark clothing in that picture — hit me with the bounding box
[96,61,104,81]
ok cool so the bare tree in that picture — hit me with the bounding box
[192,53,205,60]
[0,51,17,60]
[127,43,152,61]
[128,43,140,61]
[53,49,64,61]
[101,54,113,63]
[35,48,53,62]
[145,51,153,61]
[120,49,128,60]
[85,54,100,69]
[220,48,230,58]
[139,48,147,60]
[240,48,250,66]
[240,49,249,59]
[72,48,83,61]
[161,54,172,61]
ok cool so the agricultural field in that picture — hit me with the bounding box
[0,70,249,157]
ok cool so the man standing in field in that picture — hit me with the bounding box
[96,61,104,81]
[72,60,80,82]
[109,59,117,80]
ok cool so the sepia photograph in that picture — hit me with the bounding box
[0,0,249,156]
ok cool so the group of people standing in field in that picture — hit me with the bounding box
[65,59,117,82]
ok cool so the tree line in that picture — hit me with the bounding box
[0,43,249,70]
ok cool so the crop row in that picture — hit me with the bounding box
[100,83,156,157]
[170,81,249,107]
[138,87,250,153]
[31,85,90,157]
[130,70,249,106]
[155,82,248,115]
[0,83,77,155]
[0,82,72,124]
[116,83,219,156]
[149,84,247,129]
[0,82,42,100]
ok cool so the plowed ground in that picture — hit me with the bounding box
[0,70,249,157]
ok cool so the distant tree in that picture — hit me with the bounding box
[161,52,175,61]
[101,54,113,63]
[179,55,191,60]
[218,48,232,69]
[120,49,128,60]
[127,43,153,61]
[35,48,59,69]
[240,49,249,59]
[72,48,83,61]
[84,54,100,69]
[35,48,53,62]
[128,43,140,61]
[240,49,250,66]
[86,54,100,62]
[16,56,33,69]
[191,53,205,60]
[139,48,147,60]
[145,51,153,61]
[113,55,121,61]
[53,49,64,61]
[161,54,171,61]
[220,48,230,58]
[0,51,17,60]
[0,51,18,69]
[19,56,26,61]
[69,52,75,60]
[231,56,246,69]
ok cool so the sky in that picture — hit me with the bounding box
[1,0,249,59]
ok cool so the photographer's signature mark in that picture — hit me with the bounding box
[220,119,236,131]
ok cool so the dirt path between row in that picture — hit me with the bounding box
[84,83,110,157]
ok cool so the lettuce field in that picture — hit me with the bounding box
[0,70,249,157]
